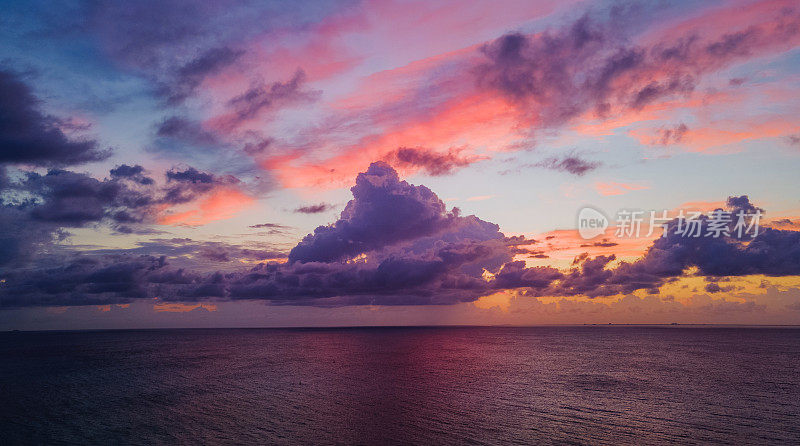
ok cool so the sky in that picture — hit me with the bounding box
[1,0,799,329]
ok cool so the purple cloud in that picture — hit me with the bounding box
[475,8,800,129]
[0,69,110,166]
[294,203,334,215]
[2,166,800,308]
[383,147,480,176]
[288,162,465,263]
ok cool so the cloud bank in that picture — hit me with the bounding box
[3,162,799,308]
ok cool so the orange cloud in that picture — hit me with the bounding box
[158,188,255,226]
[595,181,649,196]
[520,227,657,267]
[153,303,218,313]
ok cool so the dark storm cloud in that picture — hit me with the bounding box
[383,147,480,176]
[0,255,165,307]
[0,69,110,166]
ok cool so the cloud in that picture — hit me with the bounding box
[161,166,240,205]
[535,155,601,176]
[475,6,800,130]
[155,116,220,147]
[595,181,649,196]
[383,147,481,176]
[294,203,334,214]
[0,162,525,307]
[249,222,291,230]
[0,255,165,307]
[161,46,244,104]
[0,164,251,265]
[581,239,619,248]
[466,195,496,202]
[0,69,110,166]
[2,164,799,309]
[7,169,156,226]
[109,164,155,185]
[654,123,689,146]
[88,0,330,97]
[3,165,235,229]
[539,196,800,297]
[209,70,319,131]
[289,162,473,263]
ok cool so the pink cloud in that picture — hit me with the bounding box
[595,182,650,196]
[158,188,255,226]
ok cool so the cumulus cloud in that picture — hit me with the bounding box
[2,164,800,308]
[288,162,466,263]
[0,163,527,306]
[534,196,800,297]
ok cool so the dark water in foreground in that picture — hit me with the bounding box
[1,327,799,445]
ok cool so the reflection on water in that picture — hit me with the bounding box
[1,327,799,444]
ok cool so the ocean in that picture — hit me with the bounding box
[1,326,799,444]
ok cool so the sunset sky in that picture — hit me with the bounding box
[1,0,800,329]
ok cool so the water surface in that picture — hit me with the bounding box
[1,326,799,444]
